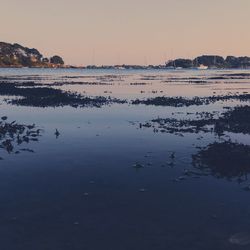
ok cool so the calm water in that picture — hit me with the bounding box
[0,68,250,250]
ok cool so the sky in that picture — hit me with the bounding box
[1,0,250,65]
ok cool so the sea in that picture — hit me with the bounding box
[0,68,250,250]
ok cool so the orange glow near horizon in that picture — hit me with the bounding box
[1,0,250,65]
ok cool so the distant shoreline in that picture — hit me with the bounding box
[1,42,250,70]
[0,65,250,70]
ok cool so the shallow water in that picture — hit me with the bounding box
[0,68,250,250]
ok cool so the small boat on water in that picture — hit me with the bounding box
[197,64,208,70]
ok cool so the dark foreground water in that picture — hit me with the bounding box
[0,68,250,250]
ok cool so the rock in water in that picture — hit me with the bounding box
[229,232,250,246]
[55,129,60,138]
[1,116,7,121]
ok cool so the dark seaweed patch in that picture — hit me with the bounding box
[132,96,205,107]
[0,116,41,157]
[132,94,250,107]
[139,106,250,135]
[0,82,125,108]
[192,141,250,180]
[215,106,250,134]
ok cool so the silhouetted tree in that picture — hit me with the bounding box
[50,55,64,65]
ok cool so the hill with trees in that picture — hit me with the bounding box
[166,55,250,69]
[0,42,64,68]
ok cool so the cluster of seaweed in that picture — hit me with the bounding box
[217,106,250,134]
[132,94,250,107]
[211,73,250,79]
[0,82,126,108]
[191,141,250,181]
[164,73,250,83]
[142,118,214,134]
[15,81,115,87]
[139,106,250,136]
[0,116,41,158]
[132,96,205,107]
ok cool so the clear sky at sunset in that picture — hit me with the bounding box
[1,0,250,65]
